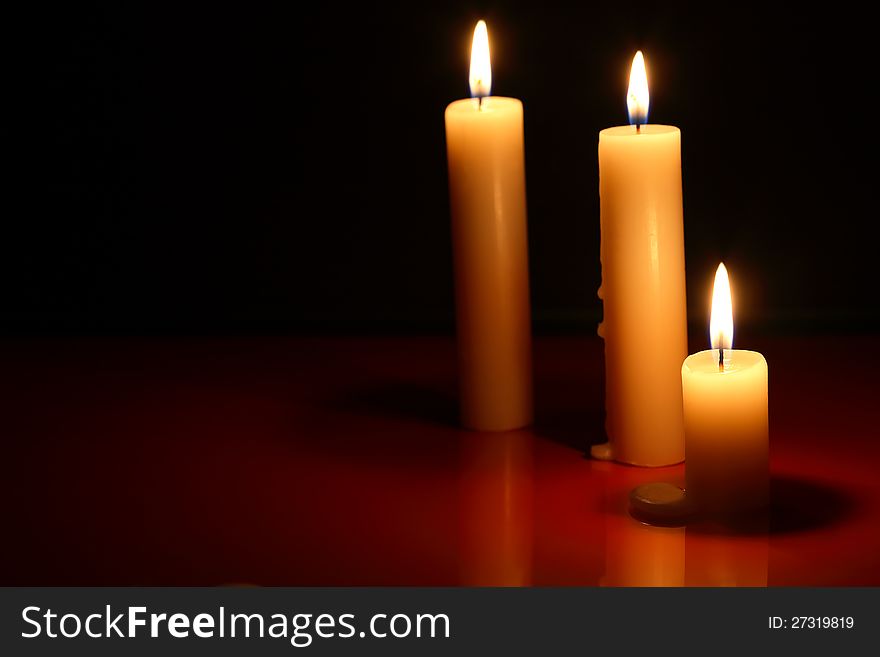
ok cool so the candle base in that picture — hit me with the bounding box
[590,441,685,467]
[461,417,533,433]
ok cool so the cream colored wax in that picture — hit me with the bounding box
[595,125,687,465]
[444,22,532,431]
[682,350,769,514]
[682,264,769,515]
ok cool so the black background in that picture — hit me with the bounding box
[8,1,878,336]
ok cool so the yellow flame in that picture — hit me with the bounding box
[627,51,649,125]
[469,20,492,99]
[710,263,734,351]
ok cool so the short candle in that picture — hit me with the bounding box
[681,264,769,515]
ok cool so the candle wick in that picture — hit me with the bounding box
[636,123,641,133]
[718,347,724,372]
[478,95,483,111]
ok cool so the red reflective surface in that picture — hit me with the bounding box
[1,335,878,585]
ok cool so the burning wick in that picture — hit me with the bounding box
[710,263,732,373]
[627,51,649,131]
[469,21,490,113]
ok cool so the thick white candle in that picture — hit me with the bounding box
[444,21,532,431]
[682,264,769,515]
[593,52,687,466]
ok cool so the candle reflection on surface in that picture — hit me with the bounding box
[600,462,768,587]
[599,463,685,586]
[601,515,768,587]
[685,528,769,587]
[601,514,685,586]
[459,431,534,586]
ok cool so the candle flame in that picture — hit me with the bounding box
[710,263,734,353]
[469,20,492,99]
[627,51,649,125]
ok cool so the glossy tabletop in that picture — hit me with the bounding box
[1,335,878,586]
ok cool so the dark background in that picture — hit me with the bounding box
[8,1,878,336]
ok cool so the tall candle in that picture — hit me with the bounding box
[681,264,769,515]
[593,51,687,465]
[445,21,532,431]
